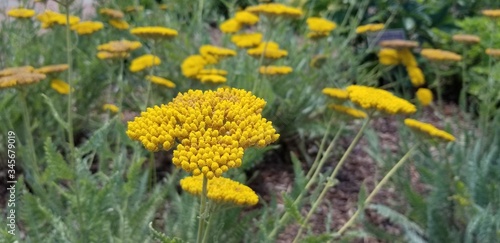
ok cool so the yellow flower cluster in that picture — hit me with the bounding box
[146,75,176,88]
[482,9,500,18]
[126,88,280,179]
[180,175,259,206]
[97,40,141,60]
[246,3,303,18]
[404,119,455,142]
[196,74,227,84]
[306,17,337,39]
[486,48,500,57]
[125,5,144,13]
[346,85,417,115]
[99,8,124,19]
[379,40,419,49]
[416,88,433,106]
[103,104,119,113]
[452,34,480,44]
[378,48,400,66]
[50,79,71,94]
[7,8,36,19]
[199,45,237,62]
[198,69,228,76]
[37,10,80,28]
[378,48,425,87]
[220,19,242,34]
[70,21,104,35]
[420,49,462,62]
[322,88,349,101]
[259,66,293,75]
[247,41,288,59]
[181,46,235,83]
[406,66,425,87]
[328,105,367,119]
[234,11,260,25]
[0,66,34,77]
[129,54,161,72]
[130,26,178,39]
[97,52,130,60]
[220,11,259,34]
[356,23,384,34]
[0,72,46,89]
[109,19,129,30]
[181,55,208,78]
[231,33,263,48]
[35,64,69,75]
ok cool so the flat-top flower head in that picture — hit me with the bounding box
[379,40,419,49]
[234,11,259,26]
[231,33,263,48]
[199,45,237,61]
[259,66,293,75]
[328,105,368,119]
[220,18,241,34]
[198,69,228,76]
[8,8,36,18]
[346,85,417,115]
[108,19,129,30]
[129,54,161,72]
[99,8,124,19]
[404,119,455,142]
[71,21,104,35]
[247,41,288,59]
[35,64,69,75]
[97,51,130,60]
[378,48,400,66]
[37,10,80,28]
[398,49,417,67]
[246,3,303,18]
[126,88,280,179]
[146,75,176,88]
[420,49,462,62]
[50,79,71,94]
[306,17,337,36]
[356,23,384,34]
[485,48,500,57]
[0,66,34,77]
[125,5,144,13]
[322,88,349,101]
[130,26,178,39]
[406,66,425,87]
[180,175,259,206]
[482,9,500,18]
[196,74,227,84]
[0,73,46,89]
[97,40,142,53]
[416,88,433,106]
[103,104,119,113]
[181,55,208,78]
[452,34,480,44]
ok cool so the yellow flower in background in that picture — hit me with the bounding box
[398,49,417,67]
[406,66,425,87]
[124,5,144,13]
[97,51,130,60]
[198,69,228,76]
[0,73,46,89]
[306,17,337,33]
[259,66,293,75]
[126,88,280,179]
[482,9,500,18]
[322,88,349,101]
[452,34,480,44]
[220,18,242,34]
[420,49,462,62]
[231,33,263,48]
[378,48,400,66]
[356,23,384,34]
[103,104,119,113]
[196,74,227,83]
[246,3,303,18]
[129,54,161,72]
[404,119,455,142]
[180,176,259,206]
[50,79,71,94]
[99,8,124,19]
[35,64,69,75]
[159,4,168,10]
[379,40,419,49]
[97,40,142,53]
[71,21,104,35]
[234,11,259,25]
[307,31,331,39]
[130,26,178,39]
[247,42,288,59]
[199,45,237,60]
[416,88,433,106]
[37,10,80,28]
[181,55,207,78]
[108,19,129,30]
[8,8,36,18]
[0,66,34,77]
[146,75,176,88]
[485,48,500,57]
[346,85,417,115]
[328,105,368,119]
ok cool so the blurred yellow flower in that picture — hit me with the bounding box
[0,73,46,89]
[126,88,280,178]
[180,175,259,206]
[35,64,69,74]
[97,51,130,60]
[378,48,400,66]
[198,69,228,76]
[404,119,455,142]
[220,18,242,34]
[246,3,303,18]
[259,65,293,75]
[124,5,144,13]
[181,55,207,78]
[328,104,368,119]
[37,10,80,28]
[99,8,124,19]
[0,66,34,77]
[130,26,178,39]
[380,39,419,49]
[452,34,480,44]
[8,8,36,18]
[231,33,263,48]
[71,21,104,35]
[50,79,71,94]
[146,75,176,88]
[416,88,433,106]
[398,49,417,67]
[196,74,227,83]
[406,66,425,87]
[346,85,417,115]
[103,104,119,113]
[421,49,462,62]
[97,40,142,53]
[247,41,288,59]
[129,54,161,72]
[306,17,337,37]
[199,45,237,61]
[356,23,384,34]
[234,11,259,25]
[482,9,500,18]
[108,19,129,30]
[322,88,349,101]
[159,4,168,10]
[485,48,500,57]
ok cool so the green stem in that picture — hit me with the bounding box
[64,1,75,163]
[434,68,444,116]
[197,0,205,28]
[143,41,156,110]
[201,204,217,243]
[252,17,275,94]
[459,48,467,112]
[335,143,419,236]
[305,117,335,180]
[19,88,38,168]
[114,59,125,155]
[196,175,209,243]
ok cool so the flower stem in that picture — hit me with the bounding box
[64,2,75,164]
[143,40,156,110]
[252,17,275,94]
[196,175,209,243]
[335,143,419,236]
